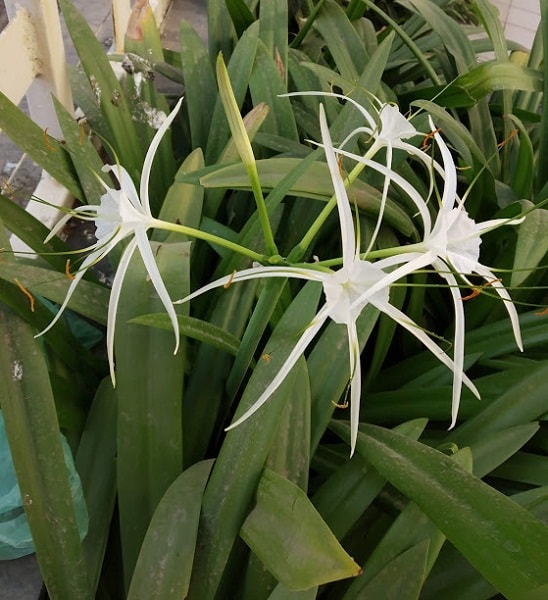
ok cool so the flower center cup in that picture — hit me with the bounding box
[324,261,390,324]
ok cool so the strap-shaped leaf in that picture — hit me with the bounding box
[127,460,214,599]
[240,468,361,590]
[129,313,240,356]
[331,421,548,599]
[0,304,90,598]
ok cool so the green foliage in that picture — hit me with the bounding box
[0,1,547,599]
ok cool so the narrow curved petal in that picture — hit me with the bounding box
[346,319,362,457]
[283,91,378,131]
[350,252,436,315]
[133,227,181,357]
[35,244,108,337]
[43,204,96,243]
[319,104,356,265]
[474,263,523,351]
[338,126,375,152]
[140,97,184,212]
[334,147,432,233]
[106,237,138,384]
[174,265,328,305]
[430,119,458,212]
[226,303,331,431]
[434,262,467,428]
[377,301,480,399]
[364,143,393,256]
[102,165,141,211]
[474,215,526,233]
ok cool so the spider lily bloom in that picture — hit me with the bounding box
[424,123,523,425]
[354,121,523,428]
[36,98,184,384]
[175,105,478,455]
[285,91,438,253]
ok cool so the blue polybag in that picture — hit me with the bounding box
[0,411,88,560]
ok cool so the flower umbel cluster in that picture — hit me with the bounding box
[40,92,523,455]
[175,98,521,454]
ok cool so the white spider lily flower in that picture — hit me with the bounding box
[175,105,478,455]
[36,98,184,384]
[355,120,523,428]
[285,91,436,254]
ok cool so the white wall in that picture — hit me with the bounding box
[491,0,540,48]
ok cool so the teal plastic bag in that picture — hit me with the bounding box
[0,411,88,560]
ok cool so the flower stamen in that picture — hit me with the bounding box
[497,128,518,149]
[43,128,57,152]
[14,278,35,312]
[461,278,501,301]
[65,259,76,280]
[422,128,441,150]
[223,270,237,289]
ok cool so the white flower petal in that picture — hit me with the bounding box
[346,319,361,457]
[378,301,480,399]
[474,263,523,351]
[226,303,331,431]
[320,104,356,265]
[429,117,458,212]
[35,242,110,338]
[175,264,328,305]
[434,263,467,428]
[334,147,432,234]
[106,237,138,385]
[140,97,184,213]
[134,227,180,355]
[102,164,141,211]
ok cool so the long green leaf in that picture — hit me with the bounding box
[53,96,107,206]
[345,449,471,598]
[422,486,548,600]
[180,20,217,150]
[536,0,548,193]
[313,0,368,81]
[123,2,176,212]
[0,260,109,325]
[76,378,117,594]
[344,540,429,600]
[331,421,548,599]
[240,469,361,590]
[205,22,260,164]
[511,201,548,287]
[0,92,83,198]
[242,353,312,598]
[127,460,214,599]
[187,283,323,599]
[0,304,91,598]
[249,40,298,140]
[259,0,288,82]
[312,419,428,540]
[191,158,415,236]
[448,360,548,447]
[115,242,189,588]
[58,0,142,174]
[129,313,240,356]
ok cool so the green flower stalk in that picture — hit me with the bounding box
[216,53,278,256]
